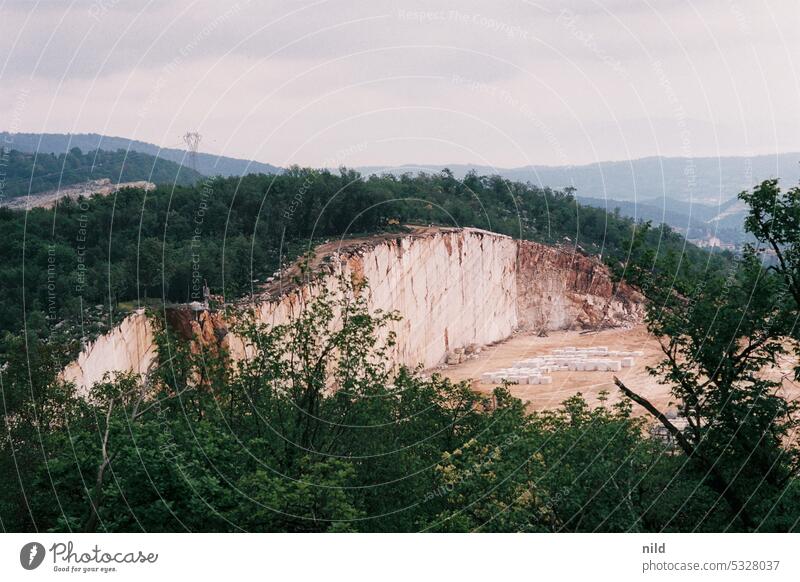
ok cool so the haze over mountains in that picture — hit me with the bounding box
[7,131,797,202]
[359,154,800,203]
[4,131,799,244]
[359,154,800,245]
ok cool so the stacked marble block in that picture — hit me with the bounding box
[548,346,643,371]
[481,367,554,385]
[480,346,642,385]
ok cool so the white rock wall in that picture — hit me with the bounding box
[357,229,518,368]
[62,228,641,390]
[61,309,157,393]
[223,228,518,370]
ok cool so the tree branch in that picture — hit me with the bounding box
[83,400,116,532]
[613,376,694,456]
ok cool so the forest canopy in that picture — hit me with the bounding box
[0,147,201,199]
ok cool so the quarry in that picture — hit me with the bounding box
[479,346,644,385]
[442,325,665,411]
[63,224,800,416]
[0,178,157,210]
[63,225,647,403]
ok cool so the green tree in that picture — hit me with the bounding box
[616,184,800,530]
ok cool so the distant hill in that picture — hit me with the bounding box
[576,195,748,244]
[359,154,800,244]
[0,132,282,177]
[0,147,202,200]
[6,134,796,240]
[359,154,800,205]
[576,195,709,235]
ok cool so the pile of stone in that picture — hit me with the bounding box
[480,346,642,385]
[446,344,481,365]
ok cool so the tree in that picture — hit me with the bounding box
[234,457,362,532]
[740,178,800,374]
[615,181,800,530]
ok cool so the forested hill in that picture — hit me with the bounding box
[359,154,800,204]
[0,147,203,199]
[0,167,726,359]
[0,132,282,177]
[1,166,796,538]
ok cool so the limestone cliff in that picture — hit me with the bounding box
[62,309,157,390]
[515,241,642,331]
[62,227,643,390]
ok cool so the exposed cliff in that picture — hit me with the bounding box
[515,241,642,331]
[0,178,156,210]
[62,227,643,391]
[62,309,157,390]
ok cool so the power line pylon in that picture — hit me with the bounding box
[182,131,201,173]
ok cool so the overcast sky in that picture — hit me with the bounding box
[1,0,798,168]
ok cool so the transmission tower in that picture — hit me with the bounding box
[182,131,202,173]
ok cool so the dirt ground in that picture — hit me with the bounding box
[437,325,800,416]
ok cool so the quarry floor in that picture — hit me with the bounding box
[437,325,800,416]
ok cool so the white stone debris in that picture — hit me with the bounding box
[480,346,641,385]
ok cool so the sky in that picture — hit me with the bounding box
[1,0,799,169]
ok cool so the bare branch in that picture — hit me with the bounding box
[83,399,116,532]
[613,376,695,456]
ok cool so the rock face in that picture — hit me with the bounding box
[62,227,643,391]
[515,241,641,331]
[355,228,519,368]
[62,309,157,391]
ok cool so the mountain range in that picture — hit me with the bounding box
[4,131,799,243]
[357,154,800,205]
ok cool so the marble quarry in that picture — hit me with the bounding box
[63,227,644,392]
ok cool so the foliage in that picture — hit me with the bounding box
[615,178,800,530]
[3,170,797,533]
[2,272,797,533]
[0,147,201,199]
[740,178,800,376]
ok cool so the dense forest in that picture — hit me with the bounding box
[0,147,201,199]
[4,167,795,533]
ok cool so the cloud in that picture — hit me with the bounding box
[1,0,798,166]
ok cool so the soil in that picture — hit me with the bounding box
[436,325,800,416]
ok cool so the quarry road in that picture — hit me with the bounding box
[439,325,800,415]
